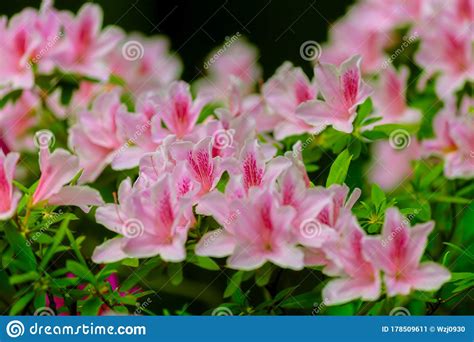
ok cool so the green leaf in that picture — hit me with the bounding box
[430,195,472,205]
[9,271,39,285]
[119,258,160,292]
[188,255,220,271]
[419,163,443,189]
[354,98,373,126]
[122,258,139,267]
[326,149,352,186]
[280,292,316,309]
[34,293,47,310]
[60,84,75,105]
[113,305,129,315]
[450,272,474,282]
[366,301,384,315]
[371,183,386,209]
[362,116,383,126]
[255,264,273,287]
[418,200,431,221]
[371,123,418,135]
[108,74,126,87]
[224,271,243,298]
[0,89,23,109]
[4,224,37,271]
[456,201,474,242]
[69,170,84,186]
[361,130,388,141]
[274,286,298,302]
[12,180,30,193]
[9,292,35,315]
[325,302,354,315]
[80,297,103,315]
[444,242,467,255]
[39,215,72,269]
[66,260,96,284]
[0,269,15,304]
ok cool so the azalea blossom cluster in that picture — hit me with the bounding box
[320,0,474,189]
[0,0,470,308]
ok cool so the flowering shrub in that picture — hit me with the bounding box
[0,0,472,316]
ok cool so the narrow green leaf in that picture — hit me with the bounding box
[224,271,243,298]
[189,256,220,271]
[371,183,386,208]
[39,215,71,269]
[122,258,139,267]
[10,271,39,285]
[430,195,472,205]
[326,149,352,186]
[4,224,37,271]
[9,292,35,315]
[255,264,273,287]
[66,260,96,284]
[354,98,373,126]
[0,89,23,109]
[280,292,316,309]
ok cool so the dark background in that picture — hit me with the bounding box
[0,0,354,80]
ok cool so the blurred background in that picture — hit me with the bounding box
[0,0,355,80]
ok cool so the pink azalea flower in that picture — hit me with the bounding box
[303,184,361,268]
[0,90,40,152]
[284,141,312,187]
[224,140,290,198]
[316,184,361,229]
[423,109,474,179]
[193,107,257,159]
[363,207,450,296]
[297,55,372,133]
[223,78,260,118]
[46,81,102,119]
[169,137,224,195]
[32,148,104,212]
[195,190,239,258]
[0,151,21,220]
[369,140,421,190]
[109,34,181,95]
[69,90,128,183]
[52,3,123,80]
[0,1,61,89]
[198,39,261,100]
[214,78,279,134]
[92,175,194,263]
[275,165,333,248]
[365,0,425,26]
[263,62,317,139]
[112,92,166,168]
[372,66,421,124]
[322,209,381,305]
[154,81,209,139]
[198,188,303,270]
[229,188,304,270]
[426,0,473,26]
[320,4,394,73]
[415,15,473,98]
[134,136,177,190]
